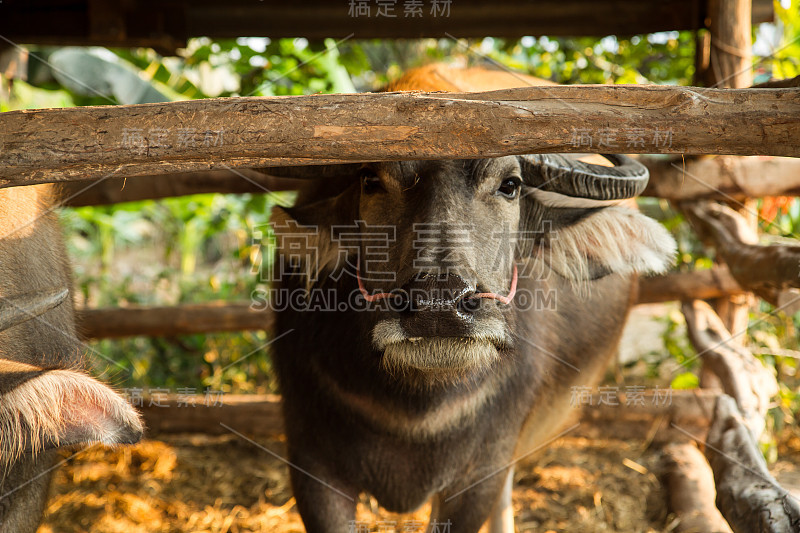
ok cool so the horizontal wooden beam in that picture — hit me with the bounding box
[76,302,273,340]
[0,0,774,47]
[140,394,285,438]
[641,155,800,201]
[574,389,718,444]
[74,270,743,340]
[138,389,720,443]
[637,266,744,304]
[58,169,297,207]
[2,86,799,188]
[56,155,800,207]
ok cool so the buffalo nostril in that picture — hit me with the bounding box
[398,272,477,316]
[390,289,411,315]
[458,296,481,315]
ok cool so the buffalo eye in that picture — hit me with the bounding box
[496,176,522,199]
[360,168,383,194]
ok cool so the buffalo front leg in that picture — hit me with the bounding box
[288,458,358,533]
[486,466,515,533]
[0,453,56,533]
[430,467,513,533]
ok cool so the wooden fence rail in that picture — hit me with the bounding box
[74,268,742,340]
[640,155,800,201]
[51,155,800,207]
[76,302,274,340]
[2,85,799,188]
[140,389,719,445]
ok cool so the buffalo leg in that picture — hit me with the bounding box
[0,453,55,533]
[486,466,515,533]
[430,468,512,533]
[288,458,357,533]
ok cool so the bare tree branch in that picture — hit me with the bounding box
[705,396,800,533]
[683,201,800,304]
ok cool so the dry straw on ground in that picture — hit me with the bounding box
[40,435,671,532]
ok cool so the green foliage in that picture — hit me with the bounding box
[477,33,696,85]
[114,37,356,98]
[670,372,700,390]
[47,48,171,104]
[761,0,800,79]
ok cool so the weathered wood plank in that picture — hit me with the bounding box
[137,390,719,442]
[706,395,800,533]
[641,155,800,201]
[574,389,718,445]
[53,155,800,207]
[2,86,799,188]
[140,394,285,438]
[73,271,744,341]
[0,0,774,46]
[57,169,299,207]
[75,302,273,340]
[637,267,744,304]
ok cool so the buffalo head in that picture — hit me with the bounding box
[270,154,675,379]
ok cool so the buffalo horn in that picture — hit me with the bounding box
[519,154,649,201]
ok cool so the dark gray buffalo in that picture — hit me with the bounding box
[0,184,143,533]
[268,66,676,532]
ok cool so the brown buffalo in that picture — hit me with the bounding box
[0,184,143,533]
[268,64,676,532]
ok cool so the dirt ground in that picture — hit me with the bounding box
[39,434,672,533]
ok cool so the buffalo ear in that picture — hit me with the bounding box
[517,153,675,281]
[523,203,676,282]
[269,183,360,285]
[0,361,143,461]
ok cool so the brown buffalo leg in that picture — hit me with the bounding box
[0,453,56,533]
[430,468,511,533]
[485,467,515,533]
[287,458,357,533]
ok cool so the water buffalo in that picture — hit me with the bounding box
[0,184,143,533]
[268,64,677,532]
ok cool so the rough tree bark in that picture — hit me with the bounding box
[1,85,799,187]
[75,302,274,340]
[705,396,800,533]
[640,156,800,201]
[637,266,744,304]
[661,442,733,533]
[683,201,800,305]
[682,300,778,438]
